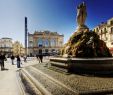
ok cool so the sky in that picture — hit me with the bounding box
[0,0,113,46]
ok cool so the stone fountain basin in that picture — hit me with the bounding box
[49,57,113,72]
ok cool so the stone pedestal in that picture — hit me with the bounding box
[76,25,89,32]
[49,57,113,74]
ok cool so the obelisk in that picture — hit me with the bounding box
[25,17,28,56]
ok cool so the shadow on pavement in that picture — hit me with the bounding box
[69,70,113,78]
[1,68,9,71]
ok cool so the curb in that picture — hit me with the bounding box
[22,69,52,95]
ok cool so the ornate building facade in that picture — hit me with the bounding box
[12,41,25,56]
[93,18,113,54]
[0,38,13,55]
[28,30,64,56]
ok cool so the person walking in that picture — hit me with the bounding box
[16,55,21,68]
[0,53,6,70]
[11,55,15,65]
[23,55,27,62]
[39,54,43,63]
[36,54,40,63]
[0,53,3,70]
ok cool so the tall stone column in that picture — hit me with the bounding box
[25,17,28,56]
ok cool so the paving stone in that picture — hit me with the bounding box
[25,67,76,95]
[31,63,113,93]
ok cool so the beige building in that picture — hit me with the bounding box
[93,18,113,54]
[12,41,25,56]
[0,37,13,55]
[28,30,64,56]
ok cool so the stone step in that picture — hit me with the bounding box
[31,64,113,95]
[21,66,77,95]
[48,61,71,73]
[19,69,44,95]
[49,65,69,73]
[16,70,27,95]
[30,66,77,93]
[50,61,69,68]
[48,61,69,73]
[20,63,113,95]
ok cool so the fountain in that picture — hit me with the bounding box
[49,2,113,73]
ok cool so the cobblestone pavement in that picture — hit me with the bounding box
[25,67,76,95]
[31,62,113,94]
[0,57,38,95]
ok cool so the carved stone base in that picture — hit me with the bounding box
[49,57,113,74]
[76,25,89,32]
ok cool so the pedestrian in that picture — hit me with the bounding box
[23,55,27,62]
[11,54,15,65]
[0,53,3,70]
[0,53,6,70]
[16,55,21,68]
[36,54,40,63]
[39,54,43,63]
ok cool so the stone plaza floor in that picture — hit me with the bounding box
[0,57,38,95]
[31,63,113,94]
[1,57,113,95]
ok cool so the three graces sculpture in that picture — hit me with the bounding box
[77,2,87,27]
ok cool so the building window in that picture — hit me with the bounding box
[37,38,43,47]
[59,41,63,46]
[45,49,48,53]
[111,42,113,45]
[51,49,55,52]
[95,28,99,32]
[101,30,102,34]
[4,44,6,47]
[94,29,95,32]
[111,21,113,25]
[104,28,107,33]
[44,39,49,47]
[29,41,33,47]
[51,39,56,47]
[111,35,113,41]
[30,44,33,47]
[111,27,113,32]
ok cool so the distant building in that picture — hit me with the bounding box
[12,41,25,56]
[28,30,64,56]
[0,37,13,55]
[93,18,113,54]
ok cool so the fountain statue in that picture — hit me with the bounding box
[49,2,113,73]
[77,2,87,26]
[61,2,112,58]
[76,2,89,31]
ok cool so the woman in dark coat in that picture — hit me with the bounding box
[16,55,21,68]
[0,53,6,70]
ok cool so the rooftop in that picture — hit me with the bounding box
[29,30,64,36]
